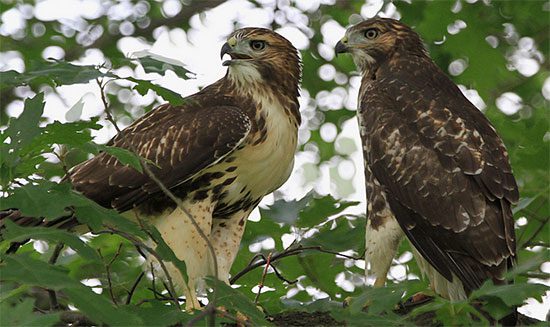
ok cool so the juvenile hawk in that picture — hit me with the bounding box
[335,18,518,301]
[5,28,301,310]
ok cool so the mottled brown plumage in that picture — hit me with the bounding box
[336,18,517,299]
[5,28,301,310]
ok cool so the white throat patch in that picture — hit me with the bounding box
[228,63,263,86]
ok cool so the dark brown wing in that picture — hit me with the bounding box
[70,102,251,212]
[361,56,517,292]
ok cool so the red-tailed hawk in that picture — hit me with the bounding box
[335,18,518,303]
[5,28,301,311]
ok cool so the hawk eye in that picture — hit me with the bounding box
[250,40,266,51]
[364,28,379,40]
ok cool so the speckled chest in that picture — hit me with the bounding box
[138,97,298,218]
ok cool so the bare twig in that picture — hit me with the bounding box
[47,243,64,311]
[245,253,297,285]
[230,243,362,285]
[96,78,218,320]
[99,243,123,306]
[52,150,71,181]
[254,252,272,305]
[271,263,298,285]
[125,272,145,305]
[95,228,181,309]
[150,262,158,299]
[520,215,550,249]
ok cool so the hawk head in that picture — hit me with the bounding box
[335,18,427,73]
[220,28,300,90]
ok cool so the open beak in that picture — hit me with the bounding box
[220,42,232,61]
[335,37,349,56]
[221,36,254,66]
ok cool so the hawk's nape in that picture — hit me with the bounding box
[336,17,518,311]
[2,28,302,311]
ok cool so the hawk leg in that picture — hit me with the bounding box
[152,200,214,311]
[365,214,403,287]
[210,209,251,283]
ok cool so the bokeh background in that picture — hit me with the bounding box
[1,0,548,323]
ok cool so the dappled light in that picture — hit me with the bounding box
[0,0,548,326]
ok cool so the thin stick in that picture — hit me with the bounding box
[254,252,272,305]
[126,272,145,305]
[103,243,124,305]
[47,243,64,311]
[230,244,362,284]
[95,228,181,309]
[520,216,549,249]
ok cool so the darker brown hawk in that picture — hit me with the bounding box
[3,28,301,311]
[335,18,518,301]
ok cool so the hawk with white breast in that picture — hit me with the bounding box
[335,18,518,304]
[4,28,301,311]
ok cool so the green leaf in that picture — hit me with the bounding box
[2,93,44,151]
[132,52,191,78]
[297,195,360,228]
[126,77,184,105]
[0,284,30,303]
[260,192,314,225]
[0,61,114,90]
[125,301,193,326]
[0,181,77,219]
[260,192,359,227]
[349,284,407,315]
[1,254,85,289]
[301,215,366,253]
[205,277,269,326]
[0,180,145,237]
[37,119,102,148]
[1,255,143,326]
[1,220,100,261]
[0,298,60,327]
[72,199,145,237]
[100,145,144,173]
[63,288,143,326]
[513,195,538,215]
[145,223,188,284]
[471,280,548,307]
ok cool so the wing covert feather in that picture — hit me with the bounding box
[70,104,251,212]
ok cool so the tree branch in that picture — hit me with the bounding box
[126,272,145,305]
[98,243,123,306]
[230,243,362,285]
[254,252,272,305]
[47,243,64,311]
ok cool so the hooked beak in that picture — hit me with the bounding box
[220,42,233,66]
[335,37,349,56]
[220,42,232,61]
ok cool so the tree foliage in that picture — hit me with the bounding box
[0,0,548,326]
